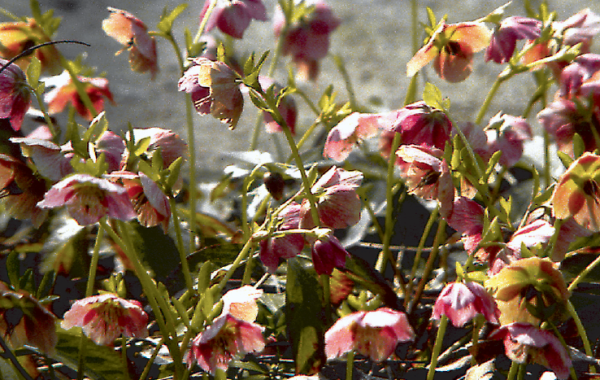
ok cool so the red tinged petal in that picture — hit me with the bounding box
[0,59,31,131]
[433,282,500,327]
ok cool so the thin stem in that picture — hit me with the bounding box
[568,249,600,292]
[346,350,355,380]
[566,300,594,365]
[0,40,89,75]
[169,197,195,293]
[427,314,448,380]
[0,334,34,380]
[475,76,505,124]
[507,361,519,380]
[194,0,218,44]
[31,89,57,138]
[321,274,331,324]
[333,55,357,109]
[139,339,164,380]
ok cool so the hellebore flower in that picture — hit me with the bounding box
[62,293,148,346]
[299,166,363,230]
[552,152,600,231]
[407,20,491,82]
[387,101,453,151]
[311,232,349,275]
[44,71,115,121]
[555,8,600,53]
[0,282,57,355]
[559,53,600,98]
[186,313,265,374]
[102,7,158,79]
[178,57,243,129]
[257,76,297,135]
[491,323,572,380]
[486,16,542,64]
[446,196,485,253]
[483,112,532,167]
[126,127,188,169]
[221,285,263,323]
[432,281,500,327]
[200,0,267,39]
[10,136,74,181]
[396,144,454,218]
[37,174,136,225]
[0,19,61,74]
[0,58,31,131]
[95,130,126,173]
[259,202,305,273]
[0,153,48,227]
[324,112,383,161]
[274,0,340,81]
[324,307,415,362]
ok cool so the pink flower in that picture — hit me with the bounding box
[483,112,532,167]
[491,323,572,380]
[559,53,600,98]
[407,20,491,82]
[44,71,115,121]
[324,112,383,161]
[200,0,267,39]
[61,293,148,346]
[37,174,137,225]
[0,59,31,131]
[178,57,243,129]
[299,166,363,230]
[446,197,485,253]
[186,313,265,374]
[325,307,415,362]
[258,76,297,134]
[259,202,305,272]
[95,130,126,173]
[387,101,453,151]
[274,0,340,81]
[10,136,75,181]
[0,282,57,355]
[127,127,187,169]
[486,16,541,64]
[432,281,500,327]
[396,145,454,218]
[311,233,348,275]
[221,285,263,323]
[555,9,600,53]
[102,7,158,79]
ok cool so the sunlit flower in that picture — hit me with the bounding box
[37,174,136,225]
[274,0,340,81]
[0,19,61,74]
[200,0,267,39]
[102,7,158,79]
[221,285,263,323]
[62,293,148,346]
[44,71,115,121]
[387,101,453,151]
[552,152,600,231]
[483,112,532,167]
[432,281,500,327]
[324,112,383,161]
[486,16,541,64]
[299,166,363,230]
[0,59,31,131]
[258,76,297,135]
[178,57,243,129]
[0,153,48,227]
[407,20,491,82]
[311,232,348,276]
[259,202,305,273]
[95,130,126,173]
[446,196,485,253]
[491,323,572,380]
[127,127,188,169]
[10,136,74,181]
[325,307,415,362]
[396,144,454,218]
[0,282,57,355]
[186,313,265,374]
[555,8,600,53]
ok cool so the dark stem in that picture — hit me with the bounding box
[0,40,90,75]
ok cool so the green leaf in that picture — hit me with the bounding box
[133,137,152,157]
[423,82,443,109]
[573,132,584,159]
[84,111,109,143]
[426,7,436,27]
[6,251,19,290]
[51,327,131,380]
[26,56,41,88]
[249,90,269,112]
[18,268,35,294]
[557,151,574,169]
[166,157,183,190]
[243,52,256,77]
[286,258,325,375]
[481,150,503,185]
[342,255,402,308]
[157,4,188,34]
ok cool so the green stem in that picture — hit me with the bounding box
[0,334,34,380]
[566,300,594,365]
[194,0,218,44]
[568,249,600,292]
[376,132,402,274]
[169,197,195,293]
[475,76,505,124]
[333,55,357,109]
[216,238,256,293]
[346,350,355,380]
[31,89,57,139]
[321,274,331,323]
[427,314,448,380]
[139,339,164,380]
[507,361,519,380]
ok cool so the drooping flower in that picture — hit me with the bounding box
[559,53,600,98]
[10,136,74,181]
[324,112,384,161]
[552,152,600,231]
[432,281,500,327]
[483,112,532,167]
[446,196,485,253]
[325,307,415,362]
[95,130,126,173]
[491,323,572,380]
[61,293,148,346]
[126,127,188,169]
[485,16,542,64]
[299,166,363,230]
[257,76,297,135]
[396,144,454,218]
[102,7,158,79]
[407,20,491,82]
[311,232,348,275]
[555,9,600,54]
[0,19,61,74]
[200,0,267,39]
[186,313,265,374]
[178,57,243,129]
[274,0,340,81]
[0,58,31,131]
[221,285,263,323]
[44,71,115,121]
[259,202,305,273]
[0,282,57,355]
[37,174,137,225]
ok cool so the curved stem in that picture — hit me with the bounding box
[566,300,593,368]
[427,314,448,380]
[194,0,218,44]
[169,197,194,293]
[568,250,600,292]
